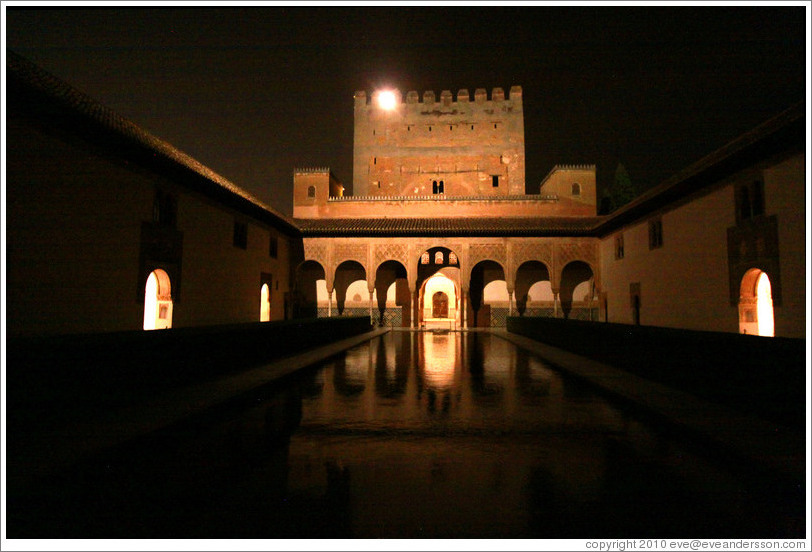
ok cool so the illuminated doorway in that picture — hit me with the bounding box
[422,272,458,329]
[143,269,173,330]
[432,292,449,318]
[739,269,774,336]
[260,283,271,321]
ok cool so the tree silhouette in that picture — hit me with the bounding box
[600,162,638,214]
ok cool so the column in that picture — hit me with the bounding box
[461,290,467,330]
[552,288,559,318]
[412,287,420,329]
[369,290,374,321]
[507,287,515,317]
[328,289,333,317]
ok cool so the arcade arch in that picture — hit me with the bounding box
[294,260,326,318]
[143,269,173,330]
[739,268,774,336]
[333,260,366,316]
[559,260,597,320]
[469,259,507,327]
[515,260,551,316]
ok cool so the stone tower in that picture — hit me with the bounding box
[353,86,525,197]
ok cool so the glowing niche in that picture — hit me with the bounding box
[143,269,173,330]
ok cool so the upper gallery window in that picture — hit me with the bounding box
[648,218,663,250]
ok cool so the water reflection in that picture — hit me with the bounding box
[11,332,803,538]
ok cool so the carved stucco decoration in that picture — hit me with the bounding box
[511,241,554,271]
[373,243,409,272]
[553,241,600,289]
[333,243,370,273]
[468,243,507,270]
[303,241,329,265]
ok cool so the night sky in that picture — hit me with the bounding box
[5,6,807,215]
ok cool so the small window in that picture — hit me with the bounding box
[373,157,377,165]
[153,190,177,228]
[449,125,453,131]
[448,252,458,265]
[307,185,316,198]
[428,126,432,132]
[233,220,248,249]
[648,218,663,250]
[494,123,498,129]
[434,251,444,264]
[407,125,411,131]
[739,187,751,221]
[615,234,625,260]
[752,180,765,216]
[572,183,581,196]
[420,252,430,265]
[375,181,381,189]
[432,180,438,194]
[269,234,278,258]
[438,181,445,194]
[471,125,474,130]
[492,175,499,188]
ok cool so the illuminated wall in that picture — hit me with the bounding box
[353,87,525,197]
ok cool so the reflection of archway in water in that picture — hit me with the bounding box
[739,268,774,336]
[421,331,457,390]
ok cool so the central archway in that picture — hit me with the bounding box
[415,246,462,329]
[420,271,459,329]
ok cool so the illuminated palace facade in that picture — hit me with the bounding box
[6,52,806,339]
[293,87,602,330]
[291,88,805,337]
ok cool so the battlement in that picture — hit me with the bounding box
[355,86,522,108]
[293,167,331,175]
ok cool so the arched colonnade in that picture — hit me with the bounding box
[293,238,601,328]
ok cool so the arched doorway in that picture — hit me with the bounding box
[260,283,271,322]
[416,246,461,329]
[422,272,458,329]
[143,269,172,330]
[432,292,449,318]
[739,268,774,336]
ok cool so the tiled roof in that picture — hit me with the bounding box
[295,217,603,237]
[6,50,299,235]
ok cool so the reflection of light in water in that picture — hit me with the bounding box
[422,332,456,388]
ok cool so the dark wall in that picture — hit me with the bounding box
[8,317,372,431]
[507,317,805,430]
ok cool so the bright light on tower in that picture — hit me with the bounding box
[378,90,397,110]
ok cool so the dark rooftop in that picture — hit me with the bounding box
[295,217,603,237]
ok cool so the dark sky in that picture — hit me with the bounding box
[6,6,807,215]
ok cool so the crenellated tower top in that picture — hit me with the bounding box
[354,86,522,109]
[352,85,526,197]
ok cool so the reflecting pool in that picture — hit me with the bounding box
[10,331,802,538]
